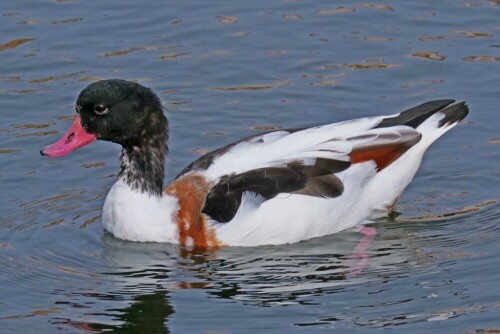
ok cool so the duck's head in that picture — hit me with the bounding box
[40,79,167,157]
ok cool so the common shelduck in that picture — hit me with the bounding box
[41,79,469,247]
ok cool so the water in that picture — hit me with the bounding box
[1,0,499,332]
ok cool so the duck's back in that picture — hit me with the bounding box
[169,100,468,246]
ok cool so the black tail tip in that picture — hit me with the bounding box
[438,101,469,127]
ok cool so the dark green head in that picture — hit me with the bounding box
[76,79,167,147]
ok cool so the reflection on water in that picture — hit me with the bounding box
[57,226,416,331]
[28,201,497,332]
[53,292,174,333]
[1,193,499,331]
[1,0,500,332]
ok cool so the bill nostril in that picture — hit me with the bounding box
[65,132,75,144]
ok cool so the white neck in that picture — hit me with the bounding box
[102,178,179,243]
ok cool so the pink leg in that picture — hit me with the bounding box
[359,226,377,236]
[345,227,377,277]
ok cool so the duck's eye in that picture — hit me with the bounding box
[75,105,82,114]
[93,104,108,115]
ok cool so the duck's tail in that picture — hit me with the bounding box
[415,101,469,149]
[375,99,469,148]
[375,99,469,130]
[433,101,469,128]
[364,101,469,216]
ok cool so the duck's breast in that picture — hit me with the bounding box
[102,179,179,243]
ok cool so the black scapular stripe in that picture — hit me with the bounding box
[202,159,350,223]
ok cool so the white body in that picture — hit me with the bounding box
[103,112,459,246]
[102,179,178,243]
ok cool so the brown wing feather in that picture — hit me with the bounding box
[349,132,422,171]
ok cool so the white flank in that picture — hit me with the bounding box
[204,110,463,246]
[213,163,377,246]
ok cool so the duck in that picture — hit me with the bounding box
[40,79,469,247]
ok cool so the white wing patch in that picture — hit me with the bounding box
[203,116,385,180]
[202,116,421,181]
